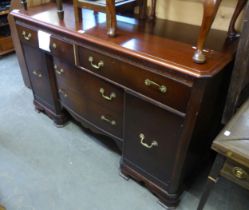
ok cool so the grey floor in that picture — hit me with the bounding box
[0,54,249,210]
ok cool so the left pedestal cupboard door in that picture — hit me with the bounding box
[22,45,59,113]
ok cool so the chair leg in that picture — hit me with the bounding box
[106,0,117,37]
[228,0,247,38]
[193,0,222,64]
[149,0,157,19]
[138,0,147,19]
[73,0,82,25]
[197,154,226,210]
[56,0,64,20]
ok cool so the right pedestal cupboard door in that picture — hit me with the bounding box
[123,93,185,189]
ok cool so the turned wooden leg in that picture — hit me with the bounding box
[138,0,147,19]
[149,0,157,19]
[56,0,64,20]
[106,0,117,37]
[228,0,247,38]
[73,0,82,27]
[197,155,226,210]
[193,0,222,64]
[21,0,27,10]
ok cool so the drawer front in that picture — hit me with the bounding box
[57,84,87,118]
[17,24,38,48]
[56,74,123,138]
[86,101,123,138]
[221,159,249,190]
[77,46,191,112]
[54,58,124,112]
[50,36,74,64]
[23,45,55,110]
[123,93,184,186]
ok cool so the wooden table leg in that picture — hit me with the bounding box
[228,0,247,38]
[138,0,147,19]
[197,154,226,210]
[106,0,117,37]
[193,0,222,64]
[73,0,82,25]
[56,0,64,20]
[149,0,157,19]
[21,0,27,10]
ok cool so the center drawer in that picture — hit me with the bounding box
[76,45,191,113]
[53,57,124,112]
[54,58,124,138]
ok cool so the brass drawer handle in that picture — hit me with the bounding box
[54,65,64,75]
[52,43,57,49]
[32,70,42,78]
[99,88,116,101]
[139,133,158,149]
[88,56,104,70]
[58,89,68,98]
[22,31,32,41]
[100,115,116,126]
[144,79,167,93]
[232,167,248,180]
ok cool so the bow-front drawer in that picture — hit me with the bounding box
[17,24,38,48]
[86,101,123,139]
[53,58,124,113]
[76,45,191,113]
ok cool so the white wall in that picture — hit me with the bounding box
[149,0,243,31]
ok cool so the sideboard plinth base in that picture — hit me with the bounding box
[120,161,180,209]
[33,100,68,127]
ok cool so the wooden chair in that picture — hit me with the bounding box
[73,0,143,37]
[146,0,247,64]
[55,0,246,63]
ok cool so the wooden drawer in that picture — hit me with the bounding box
[22,44,56,110]
[57,84,87,118]
[17,24,38,48]
[76,46,191,113]
[86,101,123,138]
[53,58,124,112]
[49,36,74,64]
[221,159,249,190]
[57,76,123,138]
[123,93,184,187]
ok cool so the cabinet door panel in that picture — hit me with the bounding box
[23,45,55,110]
[123,93,184,186]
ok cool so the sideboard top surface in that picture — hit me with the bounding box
[11,2,238,78]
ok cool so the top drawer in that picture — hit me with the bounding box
[17,24,38,48]
[49,36,75,64]
[76,46,191,113]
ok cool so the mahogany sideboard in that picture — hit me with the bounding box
[10,2,238,208]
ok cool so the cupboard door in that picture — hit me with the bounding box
[123,93,184,187]
[22,45,56,110]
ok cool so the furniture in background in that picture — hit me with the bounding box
[11,1,238,208]
[53,0,246,64]
[0,0,14,56]
[197,98,249,210]
[222,0,249,124]
[73,0,138,37]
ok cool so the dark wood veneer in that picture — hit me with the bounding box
[11,2,236,208]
